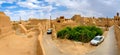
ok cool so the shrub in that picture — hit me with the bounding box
[57,26,103,43]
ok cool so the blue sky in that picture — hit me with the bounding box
[0,0,120,21]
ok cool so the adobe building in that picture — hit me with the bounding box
[56,16,65,23]
[28,18,41,25]
[109,18,114,26]
[0,12,13,36]
[28,18,48,25]
[84,17,96,25]
[96,17,108,27]
[27,18,49,32]
[114,12,120,26]
[71,15,84,25]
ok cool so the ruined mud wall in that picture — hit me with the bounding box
[51,24,57,40]
[37,30,44,55]
[37,20,50,55]
[114,24,120,54]
[0,12,13,36]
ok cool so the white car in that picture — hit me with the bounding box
[90,36,104,46]
[47,29,52,34]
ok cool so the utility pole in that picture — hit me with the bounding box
[50,16,51,28]
[50,16,52,28]
[20,16,22,24]
[106,17,109,31]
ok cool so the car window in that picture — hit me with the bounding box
[99,37,102,39]
[94,37,102,41]
[94,37,99,40]
[48,29,51,31]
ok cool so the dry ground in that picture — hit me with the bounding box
[54,39,96,55]
[53,31,108,55]
[0,32,38,55]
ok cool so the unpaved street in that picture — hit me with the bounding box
[42,33,70,55]
[86,26,119,55]
[42,32,96,55]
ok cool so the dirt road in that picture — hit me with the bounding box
[42,33,71,55]
[85,26,119,55]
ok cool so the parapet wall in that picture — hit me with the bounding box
[114,24,120,54]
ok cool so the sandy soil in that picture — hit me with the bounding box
[0,32,38,55]
[53,31,108,55]
[54,39,96,55]
[102,31,108,37]
[0,27,108,55]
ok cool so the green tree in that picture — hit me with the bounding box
[57,26,103,43]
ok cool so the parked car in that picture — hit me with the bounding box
[90,36,104,46]
[47,29,52,34]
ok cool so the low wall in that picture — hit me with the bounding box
[18,24,28,33]
[52,24,57,40]
[114,24,120,54]
[37,31,44,55]
[37,22,49,55]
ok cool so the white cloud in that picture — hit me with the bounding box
[51,9,103,19]
[26,0,40,3]
[45,0,89,9]
[3,0,104,20]
[98,0,115,5]
[103,1,113,5]
[4,10,18,21]
[4,9,52,21]
[6,6,17,9]
[45,0,102,18]
[6,0,17,3]
[17,0,55,11]
[2,0,120,21]
[17,2,40,9]
[5,10,13,15]
[0,0,18,4]
[0,1,4,4]
[3,0,56,21]
[45,0,120,18]
[41,5,55,12]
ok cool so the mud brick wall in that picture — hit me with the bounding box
[0,12,13,37]
[114,24,120,54]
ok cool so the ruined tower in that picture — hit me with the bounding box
[71,15,84,25]
[114,12,120,20]
[56,16,65,23]
[117,12,119,16]
[114,12,120,25]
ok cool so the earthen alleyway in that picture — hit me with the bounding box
[42,33,71,55]
[85,26,119,55]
